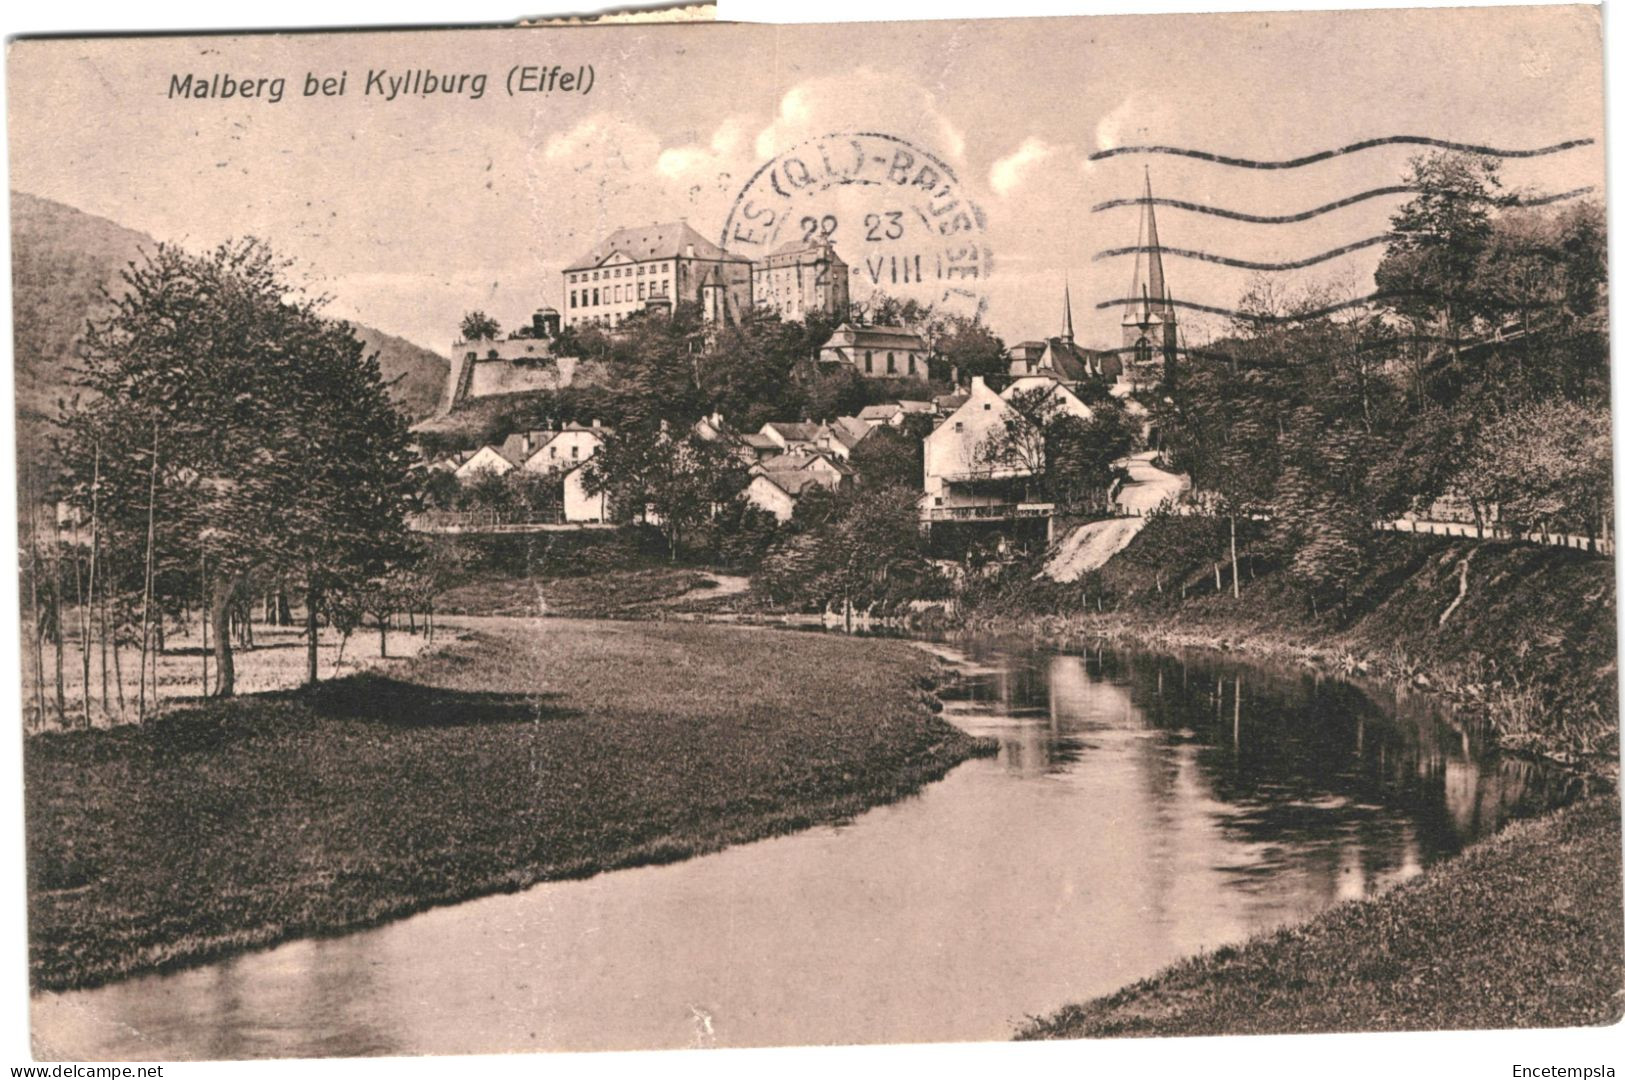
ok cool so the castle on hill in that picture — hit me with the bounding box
[435,177,1180,413]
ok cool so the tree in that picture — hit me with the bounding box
[756,485,941,610]
[578,424,749,559]
[933,315,1006,382]
[460,310,501,342]
[1374,152,1503,379]
[850,424,924,490]
[977,387,1128,509]
[60,239,417,697]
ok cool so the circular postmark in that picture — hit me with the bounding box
[721,132,992,320]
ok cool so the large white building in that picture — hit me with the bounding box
[751,240,850,322]
[563,221,752,330]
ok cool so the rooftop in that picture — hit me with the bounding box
[565,221,745,273]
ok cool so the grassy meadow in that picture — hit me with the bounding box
[25,618,991,991]
[1019,793,1623,1038]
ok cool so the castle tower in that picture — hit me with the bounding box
[1120,169,1178,389]
[701,264,729,325]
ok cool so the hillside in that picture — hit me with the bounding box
[9,191,448,460]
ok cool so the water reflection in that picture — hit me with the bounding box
[34,639,1580,1058]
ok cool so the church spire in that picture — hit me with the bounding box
[1120,168,1179,389]
[1061,278,1075,343]
[1128,167,1171,316]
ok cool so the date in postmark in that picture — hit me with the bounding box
[720,132,992,319]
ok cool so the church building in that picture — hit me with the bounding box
[1121,170,1179,389]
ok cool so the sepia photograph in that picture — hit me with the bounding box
[2,0,1620,1069]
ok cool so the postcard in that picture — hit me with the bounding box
[6,1,1616,1063]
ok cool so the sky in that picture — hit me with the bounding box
[6,5,1606,357]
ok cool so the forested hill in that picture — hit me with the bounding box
[9,191,449,458]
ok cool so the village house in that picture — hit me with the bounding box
[521,421,606,475]
[1001,375,1096,420]
[818,323,930,378]
[856,400,935,429]
[454,442,522,482]
[757,421,823,453]
[920,374,1092,535]
[812,416,872,460]
[744,454,854,523]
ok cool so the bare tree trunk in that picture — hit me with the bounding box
[138,421,159,723]
[97,533,110,719]
[305,586,320,686]
[72,518,88,727]
[50,512,66,727]
[1229,515,1240,599]
[26,488,46,728]
[200,550,209,696]
[210,575,237,697]
[84,445,101,727]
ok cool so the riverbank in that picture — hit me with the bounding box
[980,531,1623,1038]
[966,535,1617,771]
[25,617,991,992]
[1019,791,1623,1037]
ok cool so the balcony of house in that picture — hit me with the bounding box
[925,502,1056,523]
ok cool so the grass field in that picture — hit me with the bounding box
[25,618,991,991]
[1018,793,1623,1038]
[436,566,719,618]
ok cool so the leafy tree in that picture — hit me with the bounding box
[933,314,1006,382]
[60,238,417,695]
[850,424,923,490]
[578,424,749,559]
[460,310,502,342]
[855,290,933,328]
[757,485,941,610]
[1459,398,1612,542]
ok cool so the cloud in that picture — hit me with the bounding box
[751,69,967,165]
[990,137,1057,197]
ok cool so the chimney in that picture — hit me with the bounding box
[971,375,986,392]
[685,244,696,259]
[592,418,601,428]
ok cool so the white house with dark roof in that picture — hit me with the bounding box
[920,376,1061,534]
[744,456,853,522]
[757,421,822,452]
[521,422,607,474]
[454,443,522,482]
[813,416,872,459]
[562,221,751,330]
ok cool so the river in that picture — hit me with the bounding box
[31,636,1578,1057]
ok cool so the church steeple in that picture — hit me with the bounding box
[1127,168,1171,317]
[1061,279,1075,344]
[1121,168,1178,388]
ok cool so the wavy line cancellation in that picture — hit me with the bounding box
[1092,291,1558,324]
[1094,186,1593,272]
[1090,185,1594,224]
[1089,135,1594,169]
[1097,234,1393,272]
